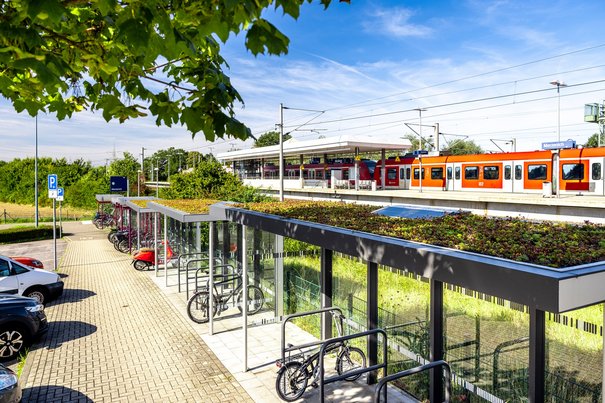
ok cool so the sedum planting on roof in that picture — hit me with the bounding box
[242,200,605,268]
[154,199,219,214]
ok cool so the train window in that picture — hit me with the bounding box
[431,167,444,180]
[593,163,602,180]
[455,167,460,180]
[387,168,397,180]
[406,168,411,180]
[527,164,547,180]
[464,166,479,180]
[343,169,350,180]
[413,168,425,180]
[483,166,499,180]
[515,165,522,180]
[447,167,452,180]
[562,163,584,180]
[504,165,511,180]
[400,168,405,180]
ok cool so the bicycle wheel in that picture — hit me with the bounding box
[336,346,366,381]
[236,285,265,315]
[187,291,218,324]
[275,361,308,402]
[117,239,130,254]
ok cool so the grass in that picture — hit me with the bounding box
[0,201,93,223]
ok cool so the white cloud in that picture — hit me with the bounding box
[363,6,433,38]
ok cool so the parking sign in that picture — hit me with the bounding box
[48,174,58,198]
[57,187,64,202]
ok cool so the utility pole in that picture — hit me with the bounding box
[279,103,285,202]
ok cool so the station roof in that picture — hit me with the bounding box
[216,135,412,162]
[373,204,464,219]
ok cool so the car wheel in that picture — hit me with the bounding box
[24,288,47,305]
[0,325,29,362]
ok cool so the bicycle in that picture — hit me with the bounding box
[186,267,265,324]
[275,311,367,401]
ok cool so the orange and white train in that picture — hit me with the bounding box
[374,147,605,195]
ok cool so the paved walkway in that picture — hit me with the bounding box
[17,222,252,402]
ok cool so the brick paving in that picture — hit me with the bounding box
[19,222,252,402]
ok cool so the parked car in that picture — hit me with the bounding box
[0,294,48,362]
[0,256,63,304]
[9,256,44,269]
[0,363,21,402]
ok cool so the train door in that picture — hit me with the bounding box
[398,166,410,189]
[513,163,524,192]
[445,164,454,191]
[450,163,462,191]
[591,158,605,195]
[502,161,513,192]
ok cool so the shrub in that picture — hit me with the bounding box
[0,226,55,244]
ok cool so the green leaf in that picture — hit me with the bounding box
[245,19,290,55]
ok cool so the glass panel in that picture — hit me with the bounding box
[545,304,602,402]
[505,165,512,180]
[592,163,602,180]
[562,163,585,180]
[455,167,461,180]
[528,164,547,180]
[483,166,500,180]
[400,168,405,180]
[388,169,397,180]
[465,166,479,180]
[515,165,523,180]
[447,167,453,180]
[406,167,411,180]
[431,167,444,180]
[444,284,529,401]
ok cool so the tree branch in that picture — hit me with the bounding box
[142,75,195,93]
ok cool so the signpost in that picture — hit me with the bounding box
[47,174,58,271]
[57,188,64,238]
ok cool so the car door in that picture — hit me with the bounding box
[0,259,19,295]
[9,261,37,294]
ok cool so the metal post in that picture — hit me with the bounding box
[529,306,546,402]
[275,235,284,319]
[434,122,440,153]
[279,103,285,202]
[320,249,333,340]
[381,149,386,190]
[59,201,62,238]
[242,225,248,372]
[136,210,141,250]
[367,261,379,384]
[34,115,39,227]
[52,198,57,271]
[209,223,215,335]
[429,279,444,403]
[164,214,168,286]
[253,229,261,288]
[154,212,159,275]
[354,147,360,191]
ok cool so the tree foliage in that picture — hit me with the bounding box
[254,131,292,148]
[0,1,335,141]
[443,139,484,155]
[584,133,604,148]
[402,133,435,152]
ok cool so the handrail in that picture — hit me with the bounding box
[374,360,452,403]
[281,307,344,366]
[319,328,388,403]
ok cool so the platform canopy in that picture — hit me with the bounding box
[216,134,412,162]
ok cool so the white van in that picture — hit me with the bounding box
[0,255,64,304]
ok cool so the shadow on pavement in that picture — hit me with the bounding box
[22,385,93,402]
[40,321,97,349]
[47,289,96,306]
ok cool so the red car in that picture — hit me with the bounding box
[10,257,44,269]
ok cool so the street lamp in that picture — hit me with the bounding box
[550,80,567,141]
[154,167,159,197]
[137,169,142,197]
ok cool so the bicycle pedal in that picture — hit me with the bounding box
[311,382,318,389]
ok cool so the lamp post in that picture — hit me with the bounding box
[137,169,142,197]
[550,80,567,141]
[154,167,159,198]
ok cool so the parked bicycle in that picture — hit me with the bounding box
[275,311,367,401]
[186,267,265,324]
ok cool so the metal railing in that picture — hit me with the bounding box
[374,360,452,403]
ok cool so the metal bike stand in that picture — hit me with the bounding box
[176,252,211,293]
[209,223,214,336]
[281,307,345,367]
[318,328,388,403]
[241,224,248,371]
[373,360,452,403]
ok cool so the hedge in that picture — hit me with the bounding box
[0,226,55,244]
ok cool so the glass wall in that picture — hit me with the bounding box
[444,284,530,402]
[545,304,603,402]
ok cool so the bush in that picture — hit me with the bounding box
[0,226,55,244]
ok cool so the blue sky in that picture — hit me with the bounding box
[2,0,605,163]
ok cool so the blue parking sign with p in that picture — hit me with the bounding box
[48,174,58,198]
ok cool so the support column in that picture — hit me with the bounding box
[136,210,141,250]
[154,212,159,275]
[209,222,215,335]
[164,214,168,286]
[223,222,231,264]
[354,146,360,191]
[241,224,249,372]
[320,248,333,340]
[381,149,386,190]
[429,279,444,403]
[253,229,262,288]
[367,261,378,384]
[529,306,546,402]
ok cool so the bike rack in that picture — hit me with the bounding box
[188,262,235,299]
[318,328,388,403]
[281,307,345,367]
[373,360,452,403]
[177,252,208,292]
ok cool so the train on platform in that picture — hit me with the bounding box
[261,147,605,195]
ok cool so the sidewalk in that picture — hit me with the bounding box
[16,222,252,402]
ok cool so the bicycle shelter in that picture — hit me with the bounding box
[122,198,605,402]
